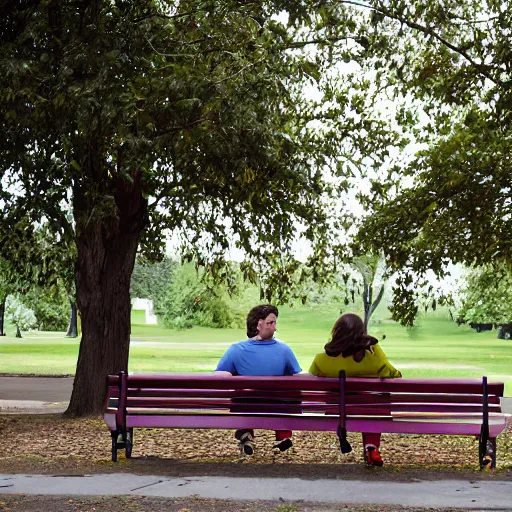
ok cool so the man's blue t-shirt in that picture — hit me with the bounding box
[215,339,302,376]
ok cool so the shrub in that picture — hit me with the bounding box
[156,262,245,330]
[23,288,69,331]
[5,296,37,336]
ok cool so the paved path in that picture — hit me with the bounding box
[0,376,73,413]
[0,474,511,509]
[0,376,73,401]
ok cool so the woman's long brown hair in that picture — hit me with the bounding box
[324,313,378,363]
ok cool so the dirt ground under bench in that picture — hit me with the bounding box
[1,414,511,477]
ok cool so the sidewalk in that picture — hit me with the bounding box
[0,473,511,509]
[0,376,72,414]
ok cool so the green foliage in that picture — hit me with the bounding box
[0,256,33,299]
[457,265,512,324]
[0,0,400,284]
[351,1,512,325]
[303,252,390,328]
[5,296,37,334]
[157,263,245,329]
[389,277,419,328]
[130,258,176,303]
[22,288,69,332]
[295,279,346,308]
[0,226,75,337]
[0,220,75,300]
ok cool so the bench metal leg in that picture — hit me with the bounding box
[111,430,119,462]
[111,428,133,462]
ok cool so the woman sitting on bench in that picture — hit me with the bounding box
[308,313,402,466]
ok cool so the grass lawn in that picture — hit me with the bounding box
[1,305,511,394]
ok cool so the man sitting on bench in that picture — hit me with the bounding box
[215,304,302,455]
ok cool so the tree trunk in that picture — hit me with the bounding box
[367,284,385,330]
[15,325,21,338]
[0,298,6,336]
[362,275,372,333]
[66,299,78,338]
[65,172,147,417]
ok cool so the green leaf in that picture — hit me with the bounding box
[70,160,81,171]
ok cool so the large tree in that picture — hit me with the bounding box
[344,0,512,323]
[1,1,395,415]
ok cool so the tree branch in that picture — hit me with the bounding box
[332,0,509,89]
[283,35,359,50]
[154,116,211,138]
[133,9,200,23]
[387,10,504,87]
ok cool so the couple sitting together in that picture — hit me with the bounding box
[215,304,402,467]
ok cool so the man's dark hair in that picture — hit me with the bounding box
[323,313,378,362]
[246,304,279,338]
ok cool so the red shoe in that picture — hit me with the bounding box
[364,445,384,467]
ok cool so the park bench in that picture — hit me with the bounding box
[103,371,508,469]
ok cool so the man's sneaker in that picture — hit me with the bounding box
[364,445,383,467]
[273,438,293,453]
[238,432,255,456]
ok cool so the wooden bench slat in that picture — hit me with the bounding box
[113,388,501,405]
[113,412,506,437]
[122,397,502,416]
[107,374,504,396]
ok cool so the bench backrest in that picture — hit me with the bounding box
[104,373,506,438]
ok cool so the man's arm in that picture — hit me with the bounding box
[215,344,237,374]
[284,345,302,375]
